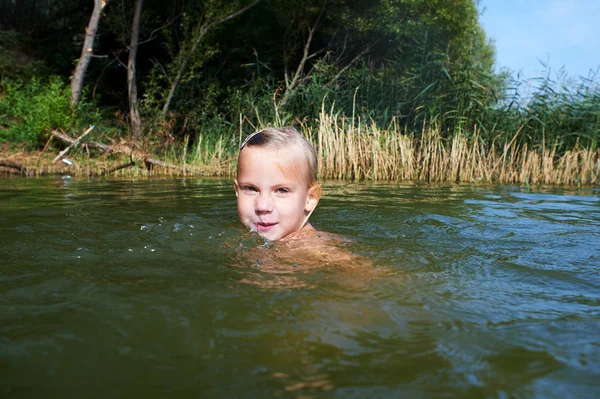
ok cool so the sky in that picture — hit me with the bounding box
[478,0,600,80]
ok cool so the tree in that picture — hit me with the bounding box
[128,0,143,138]
[274,0,381,107]
[161,0,261,118]
[70,0,110,106]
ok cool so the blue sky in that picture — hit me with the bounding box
[479,0,600,80]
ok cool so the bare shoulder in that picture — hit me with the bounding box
[279,225,371,268]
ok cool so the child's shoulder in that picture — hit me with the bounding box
[282,224,348,247]
[280,225,369,267]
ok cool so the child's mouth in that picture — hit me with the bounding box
[255,222,277,232]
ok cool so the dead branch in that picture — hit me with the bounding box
[161,0,262,117]
[50,129,196,174]
[281,8,324,107]
[102,161,136,175]
[0,160,27,174]
[52,125,96,163]
[137,13,182,46]
[328,45,370,86]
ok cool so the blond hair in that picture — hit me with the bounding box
[238,127,318,186]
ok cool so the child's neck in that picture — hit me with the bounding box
[281,222,316,241]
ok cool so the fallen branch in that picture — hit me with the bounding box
[50,129,197,174]
[102,161,136,175]
[52,125,96,163]
[0,160,27,174]
[52,129,110,152]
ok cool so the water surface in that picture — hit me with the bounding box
[1,178,599,398]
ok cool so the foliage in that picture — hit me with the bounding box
[0,76,98,147]
[488,67,600,151]
[1,0,598,165]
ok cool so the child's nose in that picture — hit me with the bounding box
[255,194,273,213]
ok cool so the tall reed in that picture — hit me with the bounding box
[296,103,599,185]
[11,95,597,185]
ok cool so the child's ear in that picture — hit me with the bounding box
[233,179,239,198]
[305,183,322,212]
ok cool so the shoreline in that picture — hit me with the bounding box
[2,148,599,188]
[0,149,227,178]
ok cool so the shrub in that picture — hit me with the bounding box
[0,76,80,147]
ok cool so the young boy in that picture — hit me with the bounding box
[233,127,322,241]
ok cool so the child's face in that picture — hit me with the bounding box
[234,146,319,241]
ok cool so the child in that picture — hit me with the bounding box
[233,127,375,281]
[233,127,322,241]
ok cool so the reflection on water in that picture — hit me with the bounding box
[1,178,599,398]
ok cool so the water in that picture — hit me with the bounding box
[1,177,599,398]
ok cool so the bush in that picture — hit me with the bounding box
[0,76,92,147]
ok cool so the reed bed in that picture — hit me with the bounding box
[3,108,598,186]
[301,108,599,185]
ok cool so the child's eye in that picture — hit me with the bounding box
[275,187,290,194]
[242,186,257,193]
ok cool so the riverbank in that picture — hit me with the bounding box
[0,147,228,178]
[2,121,599,186]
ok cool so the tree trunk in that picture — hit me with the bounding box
[281,7,324,107]
[128,0,143,139]
[161,26,207,119]
[70,0,109,107]
[161,0,261,118]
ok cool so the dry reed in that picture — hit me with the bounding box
[3,109,598,185]
[298,106,599,185]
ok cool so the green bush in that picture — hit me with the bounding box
[0,76,82,147]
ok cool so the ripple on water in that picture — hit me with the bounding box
[1,179,599,397]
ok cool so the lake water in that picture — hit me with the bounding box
[1,177,599,398]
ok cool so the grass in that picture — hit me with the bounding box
[2,84,599,185]
[4,107,597,186]
[2,44,597,186]
[295,104,599,185]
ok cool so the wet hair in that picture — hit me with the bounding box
[238,127,318,186]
